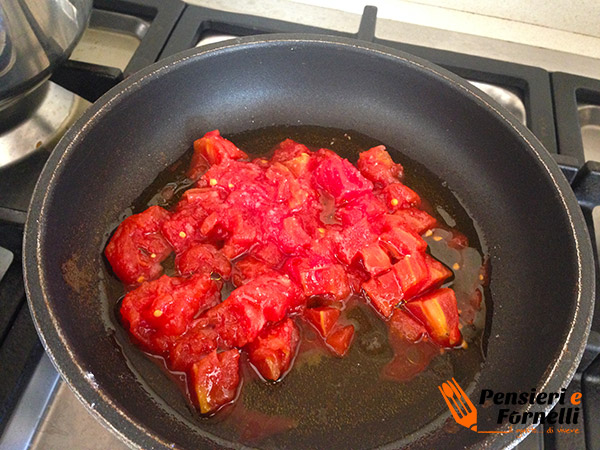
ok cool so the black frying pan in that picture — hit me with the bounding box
[23,35,595,449]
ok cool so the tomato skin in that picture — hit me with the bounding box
[405,288,462,347]
[448,231,469,249]
[246,318,300,381]
[189,130,248,175]
[105,206,172,285]
[326,325,355,357]
[190,349,241,414]
[176,243,231,279]
[362,270,404,318]
[357,145,403,186]
[120,274,221,354]
[304,307,341,337]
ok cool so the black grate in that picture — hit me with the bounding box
[0,2,599,448]
[160,5,558,155]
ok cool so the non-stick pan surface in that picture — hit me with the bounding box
[24,35,594,449]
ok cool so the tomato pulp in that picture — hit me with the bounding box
[105,127,488,424]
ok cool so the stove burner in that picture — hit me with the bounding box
[0,81,88,169]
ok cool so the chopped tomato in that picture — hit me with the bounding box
[246,318,300,381]
[161,189,223,253]
[285,257,350,300]
[326,325,355,357]
[383,208,437,234]
[382,183,421,210]
[392,253,452,301]
[405,288,462,347]
[346,266,370,293]
[232,255,278,286]
[304,307,341,337]
[333,218,377,264]
[379,226,427,259]
[265,162,311,210]
[221,213,260,259]
[357,242,392,276]
[190,349,241,414]
[206,299,267,348]
[283,152,312,178]
[120,274,221,354]
[176,243,231,279]
[189,130,247,173]
[277,216,312,253]
[105,206,172,285]
[423,254,452,289]
[357,145,403,186]
[392,253,430,300]
[204,275,302,347]
[107,131,483,417]
[362,270,403,318]
[313,150,373,203]
[336,192,387,226]
[251,242,285,267]
[271,139,311,165]
[168,319,218,372]
[202,158,263,192]
[388,309,427,343]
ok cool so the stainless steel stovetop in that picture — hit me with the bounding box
[0,1,599,449]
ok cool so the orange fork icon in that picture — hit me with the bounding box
[439,378,478,432]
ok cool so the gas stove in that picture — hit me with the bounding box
[0,1,599,449]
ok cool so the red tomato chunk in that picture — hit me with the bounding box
[326,325,355,357]
[304,306,341,338]
[190,349,241,414]
[106,131,477,415]
[120,274,221,354]
[104,206,172,285]
[246,318,300,381]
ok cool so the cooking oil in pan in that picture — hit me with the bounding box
[104,125,490,449]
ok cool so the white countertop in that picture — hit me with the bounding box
[186,0,600,79]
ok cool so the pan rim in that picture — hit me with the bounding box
[23,33,595,450]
